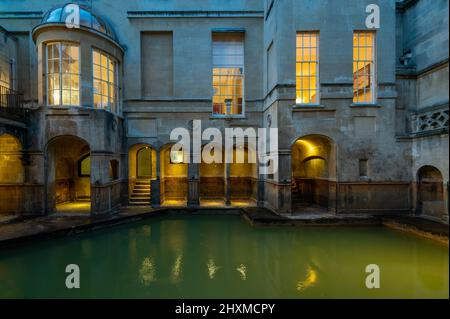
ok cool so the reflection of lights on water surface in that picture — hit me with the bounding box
[141,225,151,236]
[171,255,183,284]
[297,266,318,291]
[236,264,247,281]
[207,259,220,279]
[139,257,156,286]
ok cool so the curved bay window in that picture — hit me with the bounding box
[93,49,118,113]
[47,42,80,106]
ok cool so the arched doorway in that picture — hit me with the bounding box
[128,144,156,205]
[46,135,91,214]
[0,133,25,215]
[200,144,225,206]
[417,166,445,220]
[160,144,188,206]
[291,135,336,213]
[230,146,257,206]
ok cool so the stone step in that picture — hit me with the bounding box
[133,188,150,193]
[131,194,150,198]
[129,201,151,206]
[135,180,151,185]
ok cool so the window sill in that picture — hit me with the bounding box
[293,104,324,109]
[47,105,123,118]
[350,103,381,108]
[210,114,246,120]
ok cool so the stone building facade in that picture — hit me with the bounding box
[0,0,448,223]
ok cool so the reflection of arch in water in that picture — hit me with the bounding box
[417,165,445,220]
[45,135,91,214]
[291,135,336,212]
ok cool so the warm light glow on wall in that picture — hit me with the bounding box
[170,150,184,164]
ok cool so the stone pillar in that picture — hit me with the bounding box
[45,150,56,215]
[276,150,292,214]
[257,179,265,207]
[225,162,231,206]
[188,162,200,206]
[151,150,161,207]
[90,152,110,216]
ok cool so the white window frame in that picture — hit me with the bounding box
[211,32,245,119]
[296,32,320,106]
[352,31,377,105]
[92,48,120,114]
[46,42,81,107]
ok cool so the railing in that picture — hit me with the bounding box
[0,85,25,118]
[410,106,449,135]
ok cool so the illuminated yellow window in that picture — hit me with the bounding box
[47,42,79,106]
[353,31,375,104]
[296,32,319,105]
[212,33,244,116]
[93,49,119,113]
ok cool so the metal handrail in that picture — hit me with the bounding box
[0,85,25,118]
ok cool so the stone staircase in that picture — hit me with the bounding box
[129,179,151,206]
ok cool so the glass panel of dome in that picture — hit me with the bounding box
[79,9,92,28]
[46,8,62,23]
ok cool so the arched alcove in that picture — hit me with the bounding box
[291,135,336,213]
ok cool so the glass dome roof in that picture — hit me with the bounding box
[41,4,116,40]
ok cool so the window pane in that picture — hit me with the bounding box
[93,50,101,65]
[71,92,79,105]
[93,65,101,79]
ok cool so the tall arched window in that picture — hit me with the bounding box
[47,42,80,106]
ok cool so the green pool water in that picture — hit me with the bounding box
[0,214,448,299]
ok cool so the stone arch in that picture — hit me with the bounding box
[229,145,258,206]
[160,143,188,206]
[45,135,91,214]
[0,133,24,184]
[127,143,157,206]
[0,133,25,214]
[417,165,445,220]
[291,134,337,213]
[199,143,225,206]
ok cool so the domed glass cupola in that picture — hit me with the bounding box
[40,3,117,41]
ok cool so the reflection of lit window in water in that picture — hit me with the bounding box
[139,257,156,286]
[170,254,183,284]
[207,259,220,279]
[236,264,247,281]
[296,266,318,291]
[141,225,151,236]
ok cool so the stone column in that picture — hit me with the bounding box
[276,150,292,214]
[225,163,231,206]
[151,150,161,207]
[188,162,200,206]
